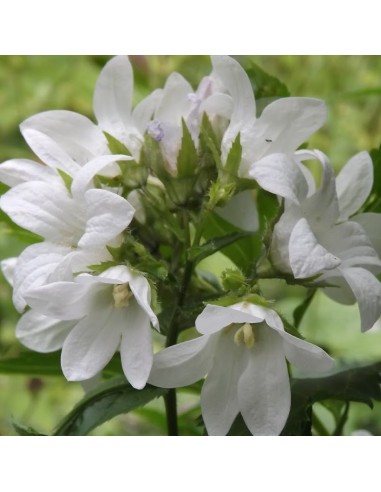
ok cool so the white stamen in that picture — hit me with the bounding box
[112,283,133,308]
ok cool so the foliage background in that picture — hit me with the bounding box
[1,55,381,435]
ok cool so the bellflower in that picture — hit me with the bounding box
[0,155,135,311]
[259,149,381,331]
[23,266,159,389]
[208,56,327,176]
[149,302,333,435]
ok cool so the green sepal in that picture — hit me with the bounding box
[103,131,131,156]
[220,133,242,183]
[177,119,198,178]
[57,168,73,191]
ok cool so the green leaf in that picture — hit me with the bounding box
[282,362,381,435]
[199,113,222,169]
[364,143,381,212]
[202,212,262,273]
[0,351,122,378]
[293,288,317,329]
[54,376,167,436]
[188,230,251,264]
[13,421,46,436]
[57,168,73,191]
[244,60,290,101]
[177,119,198,178]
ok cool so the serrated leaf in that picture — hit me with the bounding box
[104,131,131,156]
[54,377,167,436]
[199,114,222,169]
[177,119,198,178]
[223,133,242,180]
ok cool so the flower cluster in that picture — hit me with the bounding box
[1,55,380,435]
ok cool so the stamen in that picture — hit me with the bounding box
[112,284,133,308]
[233,323,255,349]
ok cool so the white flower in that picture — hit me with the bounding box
[18,56,162,166]
[149,302,333,435]
[22,265,159,389]
[209,56,327,176]
[0,155,135,311]
[261,149,381,332]
[147,71,215,173]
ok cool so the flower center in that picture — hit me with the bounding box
[112,283,133,308]
[233,323,255,349]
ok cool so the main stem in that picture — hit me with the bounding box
[164,210,197,436]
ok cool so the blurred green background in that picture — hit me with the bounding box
[1,55,381,436]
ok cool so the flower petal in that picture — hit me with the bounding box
[279,332,334,372]
[336,151,373,220]
[128,273,159,329]
[61,306,122,381]
[237,326,290,435]
[0,257,17,286]
[20,110,109,165]
[71,154,131,199]
[289,218,341,278]
[248,153,308,202]
[120,301,153,389]
[78,189,135,248]
[201,331,248,435]
[353,213,381,258]
[148,335,217,388]
[12,242,72,312]
[25,280,94,320]
[155,72,193,124]
[0,181,86,245]
[253,97,327,156]
[0,159,59,187]
[132,89,163,134]
[196,304,264,335]
[340,267,381,332]
[20,127,80,176]
[16,310,75,352]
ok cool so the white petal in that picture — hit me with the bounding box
[196,304,263,335]
[20,128,80,176]
[322,275,356,305]
[211,56,256,156]
[0,181,86,245]
[199,93,233,120]
[148,335,217,388]
[289,218,341,278]
[71,154,131,199]
[77,189,135,248]
[93,56,133,136]
[16,310,75,352]
[253,97,327,156]
[248,153,308,202]
[0,159,59,187]
[336,151,373,220]
[215,190,259,232]
[120,301,153,389]
[270,207,302,274]
[279,332,334,372]
[128,273,159,329]
[201,330,248,435]
[20,110,109,165]
[155,72,193,124]
[322,221,381,270]
[132,89,163,134]
[238,326,290,436]
[353,213,381,258]
[340,267,381,332]
[12,242,72,312]
[1,257,17,286]
[61,306,122,381]
[25,280,94,320]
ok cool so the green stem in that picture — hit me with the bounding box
[164,389,178,436]
[312,412,330,436]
